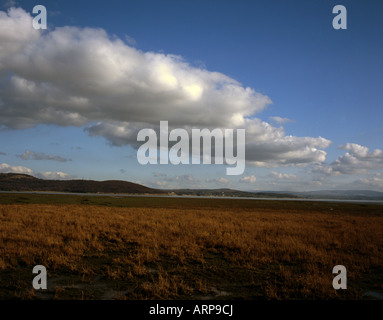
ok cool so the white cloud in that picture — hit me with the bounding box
[0,162,72,180]
[151,173,202,189]
[339,143,383,162]
[240,175,257,183]
[0,7,331,167]
[314,143,383,176]
[269,171,299,180]
[357,173,383,189]
[173,174,195,182]
[0,8,270,129]
[36,171,71,180]
[205,177,230,184]
[216,177,229,184]
[245,119,331,166]
[311,163,338,176]
[154,180,168,187]
[269,116,295,124]
[0,162,33,174]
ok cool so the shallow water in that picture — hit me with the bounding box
[1,190,383,204]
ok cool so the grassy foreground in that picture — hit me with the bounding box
[0,193,382,300]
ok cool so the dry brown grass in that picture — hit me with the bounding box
[0,201,382,299]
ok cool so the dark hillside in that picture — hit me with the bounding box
[0,173,164,194]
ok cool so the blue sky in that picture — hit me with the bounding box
[1,0,383,191]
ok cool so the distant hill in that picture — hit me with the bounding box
[169,188,383,200]
[0,173,165,194]
[165,188,300,198]
[1,173,382,201]
[291,190,383,200]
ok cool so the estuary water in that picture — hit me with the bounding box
[1,190,383,205]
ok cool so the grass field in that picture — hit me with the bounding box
[0,193,382,300]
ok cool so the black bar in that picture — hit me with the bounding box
[1,300,377,319]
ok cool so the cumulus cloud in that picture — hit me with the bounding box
[154,180,168,187]
[269,171,299,180]
[150,173,202,188]
[19,150,71,162]
[0,7,269,129]
[36,171,71,180]
[339,143,383,161]
[0,7,331,167]
[240,175,257,183]
[0,151,6,155]
[216,177,229,184]
[245,119,331,166]
[171,174,196,182]
[357,173,383,189]
[0,162,72,180]
[0,162,33,174]
[313,143,383,176]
